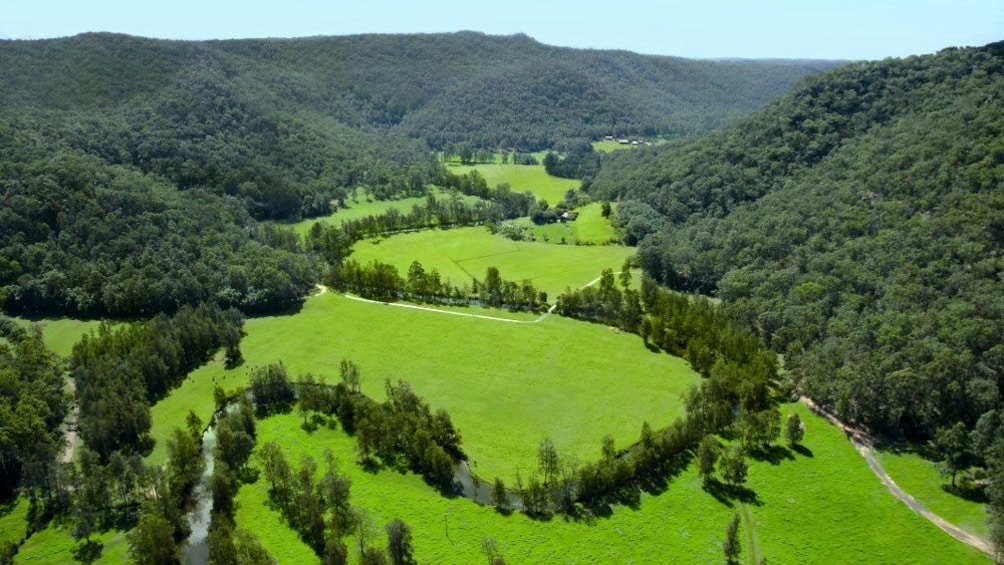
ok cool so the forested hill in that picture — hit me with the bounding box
[0,31,838,151]
[590,42,1004,442]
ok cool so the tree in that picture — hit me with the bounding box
[932,422,970,488]
[385,519,415,565]
[697,434,720,485]
[128,504,179,564]
[723,512,741,564]
[537,437,560,486]
[491,477,509,512]
[340,359,361,394]
[720,445,749,487]
[481,537,505,564]
[785,413,805,447]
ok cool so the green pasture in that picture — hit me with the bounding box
[742,402,987,563]
[13,519,129,564]
[11,318,102,358]
[448,163,579,204]
[148,291,696,479]
[235,403,989,563]
[876,449,990,538]
[0,496,29,548]
[511,202,618,245]
[350,226,633,301]
[592,139,637,153]
[281,190,482,238]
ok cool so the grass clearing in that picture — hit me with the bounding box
[13,520,129,564]
[448,163,579,203]
[236,402,989,563]
[743,403,988,563]
[511,202,618,245]
[280,190,482,238]
[11,318,102,358]
[875,449,990,538]
[148,291,697,478]
[351,226,633,301]
[592,139,638,153]
[0,496,29,547]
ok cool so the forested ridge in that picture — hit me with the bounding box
[590,42,1004,445]
[0,31,833,319]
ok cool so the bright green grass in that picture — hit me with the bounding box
[351,226,633,301]
[876,449,990,538]
[592,139,638,153]
[744,403,988,564]
[148,292,697,479]
[512,202,618,245]
[13,521,129,564]
[280,190,482,238]
[11,318,102,358]
[238,411,737,564]
[448,163,579,204]
[236,404,988,563]
[0,496,29,547]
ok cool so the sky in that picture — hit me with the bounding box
[2,0,1002,60]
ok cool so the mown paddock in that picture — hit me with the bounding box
[510,202,618,245]
[448,163,580,204]
[147,291,698,479]
[876,449,991,538]
[349,226,633,302]
[234,403,990,563]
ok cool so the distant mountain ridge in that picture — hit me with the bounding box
[0,31,840,149]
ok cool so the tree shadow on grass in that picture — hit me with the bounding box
[702,479,762,507]
[791,444,814,458]
[72,539,103,563]
[942,483,989,504]
[748,444,795,466]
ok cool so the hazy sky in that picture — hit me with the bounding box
[2,0,1002,60]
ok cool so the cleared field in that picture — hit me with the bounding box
[745,402,987,563]
[876,449,990,538]
[512,202,618,245]
[12,520,129,564]
[351,226,633,301]
[592,139,638,153]
[237,411,735,564]
[235,403,990,563]
[148,291,697,478]
[281,190,482,237]
[448,163,579,204]
[11,318,102,358]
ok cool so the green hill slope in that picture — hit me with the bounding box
[590,42,1004,440]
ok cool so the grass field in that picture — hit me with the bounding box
[0,496,29,548]
[876,449,990,538]
[148,291,697,479]
[280,190,482,238]
[11,318,102,358]
[234,403,990,563]
[592,139,638,153]
[511,202,618,245]
[13,519,129,564]
[350,226,633,301]
[448,163,579,204]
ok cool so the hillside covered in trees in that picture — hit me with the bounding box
[0,32,834,318]
[590,42,1004,444]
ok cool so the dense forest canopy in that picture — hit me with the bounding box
[590,42,1004,441]
[0,31,834,318]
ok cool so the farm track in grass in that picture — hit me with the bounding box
[801,397,995,558]
[352,226,633,301]
[147,291,698,478]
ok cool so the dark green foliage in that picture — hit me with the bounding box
[785,413,805,447]
[931,422,970,488]
[543,142,601,180]
[720,446,749,487]
[0,322,66,499]
[697,434,720,485]
[723,512,741,564]
[330,260,546,312]
[248,363,296,415]
[385,519,415,565]
[70,303,244,459]
[127,502,179,564]
[592,42,1004,441]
